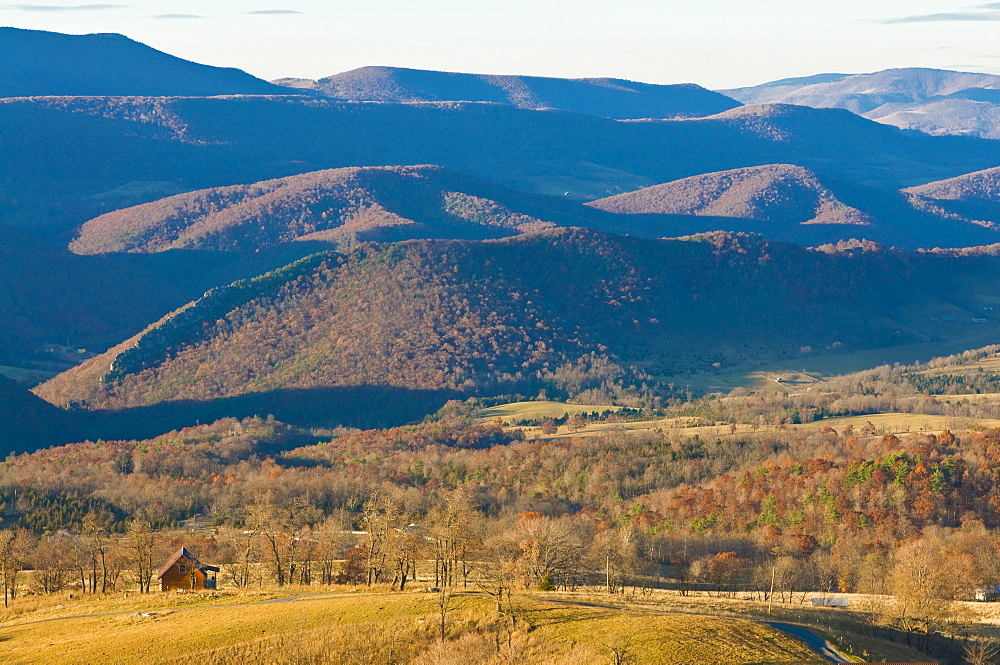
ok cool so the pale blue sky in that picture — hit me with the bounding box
[3,1,1000,88]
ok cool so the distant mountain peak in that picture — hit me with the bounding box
[0,27,303,98]
[752,73,853,88]
[271,65,740,119]
[721,67,1000,139]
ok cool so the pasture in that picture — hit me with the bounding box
[0,588,830,664]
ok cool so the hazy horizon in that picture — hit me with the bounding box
[2,1,1000,89]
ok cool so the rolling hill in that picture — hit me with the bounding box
[0,27,299,98]
[70,164,758,254]
[587,164,871,225]
[587,163,1000,248]
[35,229,1000,430]
[273,66,740,119]
[70,161,1000,254]
[904,166,1000,229]
[6,95,1000,247]
[722,68,1000,139]
[69,165,600,254]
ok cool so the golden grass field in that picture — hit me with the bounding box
[505,406,1000,442]
[521,596,824,664]
[479,401,623,423]
[0,588,837,664]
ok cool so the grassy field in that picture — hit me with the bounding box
[0,588,835,664]
[918,351,1000,377]
[541,590,939,664]
[935,393,1000,404]
[519,595,824,664]
[507,404,1000,442]
[479,401,621,423]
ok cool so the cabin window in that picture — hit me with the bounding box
[178,564,187,573]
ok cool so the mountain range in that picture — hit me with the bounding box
[68,162,1000,253]
[273,66,739,119]
[6,95,1000,245]
[722,68,1000,139]
[4,29,1000,450]
[39,228,1000,419]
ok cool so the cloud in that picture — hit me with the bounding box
[153,13,203,19]
[245,9,302,15]
[0,3,125,10]
[880,8,1000,23]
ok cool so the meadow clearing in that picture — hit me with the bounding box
[0,586,837,664]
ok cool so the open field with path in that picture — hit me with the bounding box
[0,588,835,664]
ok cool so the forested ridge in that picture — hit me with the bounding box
[6,94,1000,242]
[69,165,600,254]
[590,164,872,224]
[39,228,994,416]
[589,162,1000,248]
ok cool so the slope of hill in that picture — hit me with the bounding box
[588,163,1000,248]
[587,164,871,225]
[722,68,1000,139]
[5,95,1000,247]
[904,166,1000,229]
[70,164,749,254]
[70,165,590,253]
[0,27,298,98]
[273,66,740,119]
[35,229,1000,428]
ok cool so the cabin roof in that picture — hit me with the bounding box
[156,546,220,579]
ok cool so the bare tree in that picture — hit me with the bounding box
[964,639,1000,665]
[590,523,640,595]
[247,495,319,587]
[219,525,260,589]
[437,586,453,641]
[31,532,75,594]
[607,634,635,665]
[0,528,31,607]
[513,514,584,590]
[429,490,478,589]
[478,535,518,620]
[362,490,406,586]
[82,513,112,593]
[890,538,967,650]
[125,519,157,593]
[316,513,352,585]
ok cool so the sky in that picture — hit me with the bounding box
[3,1,1000,88]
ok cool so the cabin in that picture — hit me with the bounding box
[157,546,219,591]
[975,587,1000,601]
